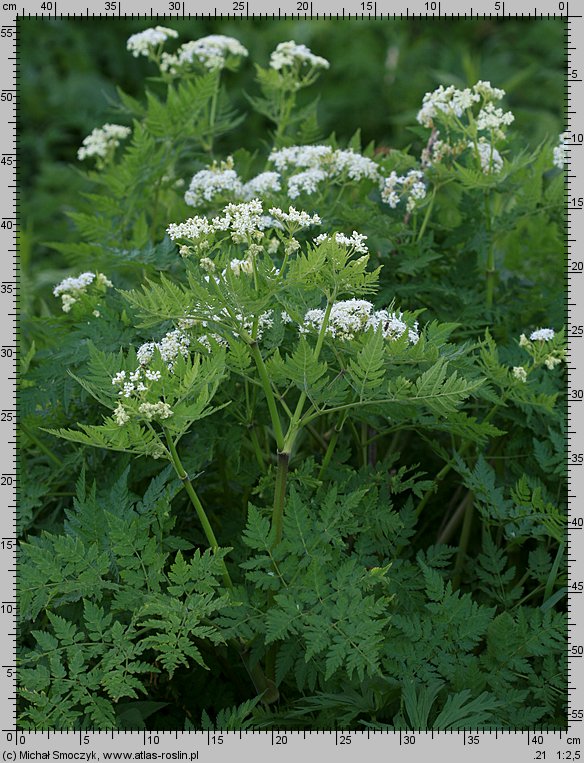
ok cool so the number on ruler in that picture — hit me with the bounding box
[169,0,181,8]
[40,1,54,9]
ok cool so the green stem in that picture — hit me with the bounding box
[484,191,495,309]
[21,423,63,466]
[163,427,232,589]
[250,341,285,452]
[271,452,289,548]
[318,427,340,481]
[282,298,335,453]
[416,185,437,243]
[207,71,221,155]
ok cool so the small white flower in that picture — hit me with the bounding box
[519,333,530,347]
[113,403,130,426]
[417,85,480,128]
[243,172,282,199]
[301,299,418,343]
[287,168,327,198]
[530,328,555,342]
[173,35,248,71]
[269,41,329,72]
[138,401,174,420]
[268,206,321,228]
[476,102,514,134]
[184,158,244,207]
[553,132,569,170]
[77,124,131,162]
[281,311,292,324]
[512,366,527,382]
[381,170,427,210]
[199,257,216,273]
[229,257,253,276]
[53,272,96,297]
[126,26,178,58]
[544,355,562,370]
[472,139,503,174]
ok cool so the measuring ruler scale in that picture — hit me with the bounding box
[2,2,579,759]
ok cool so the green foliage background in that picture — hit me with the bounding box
[19,18,567,731]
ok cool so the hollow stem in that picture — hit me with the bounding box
[271,452,289,548]
[318,427,340,481]
[250,341,285,453]
[163,427,232,589]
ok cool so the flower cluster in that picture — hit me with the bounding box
[53,272,113,313]
[268,206,321,231]
[268,145,380,198]
[161,34,248,73]
[184,157,243,207]
[529,328,555,342]
[553,132,569,170]
[137,329,190,369]
[517,328,564,374]
[112,367,162,399]
[269,41,329,72]
[126,26,178,58]
[475,102,515,140]
[381,170,427,211]
[77,124,131,164]
[472,139,504,175]
[300,299,419,343]
[314,231,368,254]
[417,80,509,129]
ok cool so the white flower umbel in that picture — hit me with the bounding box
[229,257,254,276]
[380,170,427,212]
[53,271,112,313]
[472,139,503,174]
[332,150,380,182]
[126,26,178,58]
[472,80,506,101]
[242,171,282,199]
[300,298,418,343]
[173,34,248,71]
[530,328,555,342]
[553,132,569,170]
[417,81,509,129]
[268,206,321,231]
[476,102,515,132]
[314,231,369,254]
[512,366,527,382]
[287,169,327,198]
[268,145,380,198]
[184,158,244,207]
[136,329,190,370]
[167,215,215,242]
[269,41,329,71]
[138,401,174,421]
[269,145,333,171]
[417,85,481,128]
[113,403,131,426]
[544,356,563,370]
[77,124,131,163]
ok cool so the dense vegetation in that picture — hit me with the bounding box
[19,19,566,730]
